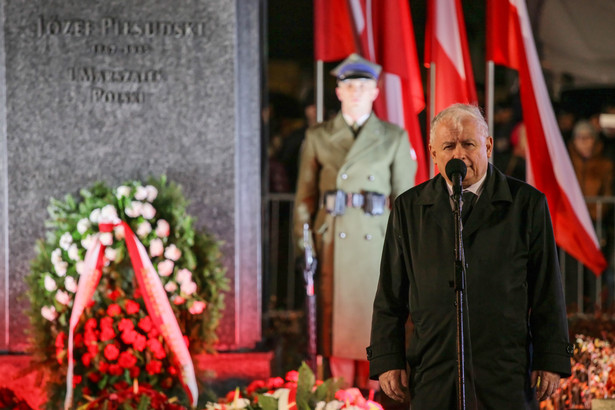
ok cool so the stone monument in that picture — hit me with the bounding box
[0,0,261,352]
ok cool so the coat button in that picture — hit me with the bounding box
[339,232,346,239]
[368,175,375,181]
[365,234,372,240]
[341,174,348,180]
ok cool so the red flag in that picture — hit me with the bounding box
[487,0,607,275]
[425,0,477,116]
[314,0,356,61]
[347,0,429,184]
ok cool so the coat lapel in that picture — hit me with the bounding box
[344,114,386,165]
[463,165,513,237]
[416,175,455,240]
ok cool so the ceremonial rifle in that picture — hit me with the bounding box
[303,223,318,373]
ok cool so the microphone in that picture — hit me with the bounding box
[445,159,467,197]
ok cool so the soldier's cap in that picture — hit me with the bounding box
[331,53,382,81]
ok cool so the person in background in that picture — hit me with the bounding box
[293,53,416,389]
[368,103,572,408]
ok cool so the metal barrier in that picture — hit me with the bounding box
[263,194,615,313]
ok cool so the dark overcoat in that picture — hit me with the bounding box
[368,165,572,409]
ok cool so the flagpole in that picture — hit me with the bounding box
[316,60,324,123]
[429,63,436,178]
[486,60,494,164]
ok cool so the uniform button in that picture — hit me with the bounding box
[341,174,348,180]
[368,175,375,181]
[339,232,346,239]
[365,234,372,240]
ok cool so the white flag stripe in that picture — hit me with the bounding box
[435,0,467,80]
[383,73,405,128]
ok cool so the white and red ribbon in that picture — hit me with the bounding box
[65,221,198,409]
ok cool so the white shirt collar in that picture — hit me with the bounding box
[343,112,371,127]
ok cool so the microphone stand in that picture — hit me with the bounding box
[451,176,467,410]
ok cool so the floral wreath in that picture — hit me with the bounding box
[26,176,228,409]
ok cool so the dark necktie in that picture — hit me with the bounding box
[351,122,360,137]
[461,191,476,224]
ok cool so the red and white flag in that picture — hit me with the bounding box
[314,0,356,62]
[487,0,607,275]
[346,0,429,184]
[425,0,477,117]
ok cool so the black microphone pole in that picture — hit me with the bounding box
[445,159,468,410]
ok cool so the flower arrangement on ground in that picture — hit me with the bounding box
[25,176,229,409]
[207,362,384,410]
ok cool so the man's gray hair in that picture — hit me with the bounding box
[429,103,489,145]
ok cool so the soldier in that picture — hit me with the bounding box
[293,53,417,388]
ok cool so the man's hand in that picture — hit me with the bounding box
[531,370,560,402]
[378,369,409,403]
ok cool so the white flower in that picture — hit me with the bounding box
[89,208,101,223]
[51,248,63,265]
[145,185,158,202]
[76,218,91,234]
[105,247,117,261]
[76,261,86,275]
[164,244,182,261]
[68,243,80,261]
[324,401,344,410]
[59,232,73,250]
[181,281,197,296]
[315,402,326,410]
[155,219,170,237]
[189,300,206,314]
[135,186,148,201]
[149,238,164,257]
[116,185,131,198]
[141,202,156,219]
[164,281,178,293]
[137,221,152,238]
[157,259,174,277]
[44,275,57,292]
[81,235,94,250]
[100,232,113,246]
[64,276,77,293]
[114,224,125,240]
[125,201,142,218]
[176,268,192,285]
[41,305,57,321]
[55,290,71,305]
[100,204,118,222]
[54,261,68,277]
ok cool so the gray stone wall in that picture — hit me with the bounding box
[0,0,261,351]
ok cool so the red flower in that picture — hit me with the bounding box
[121,329,137,344]
[285,370,299,382]
[85,318,97,330]
[167,366,178,376]
[72,375,82,388]
[81,352,93,367]
[55,332,66,349]
[100,316,113,330]
[118,351,137,369]
[87,342,98,357]
[267,377,285,389]
[246,380,266,394]
[133,334,147,352]
[108,364,122,376]
[106,303,122,317]
[103,343,120,361]
[225,390,242,402]
[98,361,109,374]
[108,289,120,301]
[100,326,116,341]
[145,360,162,375]
[129,366,140,378]
[74,333,84,348]
[138,316,152,333]
[82,387,91,396]
[118,318,134,332]
[148,327,160,339]
[147,338,166,359]
[124,299,140,315]
[87,372,101,383]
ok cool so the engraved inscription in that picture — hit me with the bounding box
[68,67,164,83]
[91,87,145,104]
[92,43,152,55]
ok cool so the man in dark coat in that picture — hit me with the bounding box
[367,103,572,409]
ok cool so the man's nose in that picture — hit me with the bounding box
[452,145,465,159]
